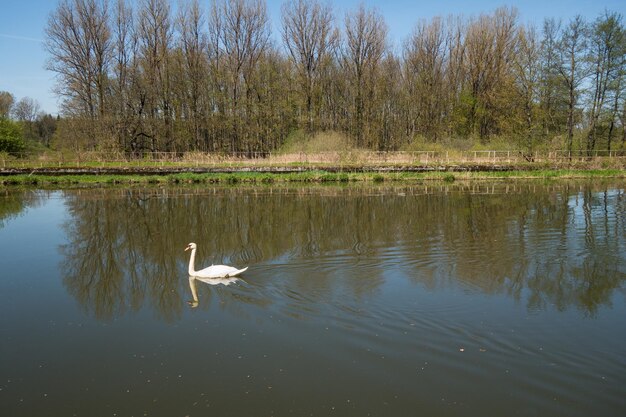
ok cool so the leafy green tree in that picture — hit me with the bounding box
[0,118,25,154]
[34,114,58,148]
[0,91,15,119]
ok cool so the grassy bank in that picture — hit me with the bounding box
[1,169,624,187]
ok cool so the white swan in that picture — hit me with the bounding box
[184,242,248,278]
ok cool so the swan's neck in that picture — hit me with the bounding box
[188,248,197,275]
[188,276,199,302]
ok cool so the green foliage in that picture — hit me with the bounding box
[226,175,240,184]
[278,130,355,154]
[260,174,275,183]
[470,136,521,151]
[277,129,307,154]
[0,91,15,119]
[452,90,476,138]
[1,169,624,188]
[0,119,25,155]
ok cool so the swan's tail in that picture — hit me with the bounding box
[227,266,248,277]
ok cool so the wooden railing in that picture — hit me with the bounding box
[1,149,625,169]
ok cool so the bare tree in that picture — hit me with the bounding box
[514,24,540,151]
[622,97,626,149]
[137,0,173,151]
[281,0,336,131]
[176,0,208,150]
[404,17,449,140]
[12,97,41,123]
[11,97,42,142]
[557,15,588,154]
[538,18,566,136]
[606,26,626,151]
[463,7,518,139]
[377,54,404,149]
[342,4,387,147]
[206,1,227,150]
[111,0,139,151]
[586,11,624,153]
[444,16,466,138]
[210,0,270,150]
[45,0,111,120]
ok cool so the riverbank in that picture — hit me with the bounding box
[1,167,624,186]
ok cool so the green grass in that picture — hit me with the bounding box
[1,169,624,188]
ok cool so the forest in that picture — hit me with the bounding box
[2,0,626,156]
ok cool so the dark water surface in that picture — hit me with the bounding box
[1,182,625,416]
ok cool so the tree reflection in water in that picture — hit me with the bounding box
[0,189,45,229]
[59,182,625,320]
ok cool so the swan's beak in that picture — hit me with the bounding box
[184,245,190,251]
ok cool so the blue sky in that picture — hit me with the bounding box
[1,0,624,115]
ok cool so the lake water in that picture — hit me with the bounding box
[1,181,625,416]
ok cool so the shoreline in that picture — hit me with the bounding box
[1,166,624,187]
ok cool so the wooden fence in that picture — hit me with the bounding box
[1,149,625,169]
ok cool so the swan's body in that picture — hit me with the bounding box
[185,242,248,278]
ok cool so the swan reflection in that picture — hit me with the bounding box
[188,275,242,308]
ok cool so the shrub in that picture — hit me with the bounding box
[260,174,275,183]
[226,175,240,184]
[278,130,355,154]
[0,119,25,155]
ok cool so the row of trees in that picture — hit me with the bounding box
[44,0,626,154]
[0,91,57,153]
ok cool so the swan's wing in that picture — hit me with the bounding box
[195,265,247,278]
[227,266,248,277]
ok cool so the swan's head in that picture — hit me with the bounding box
[184,242,197,252]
